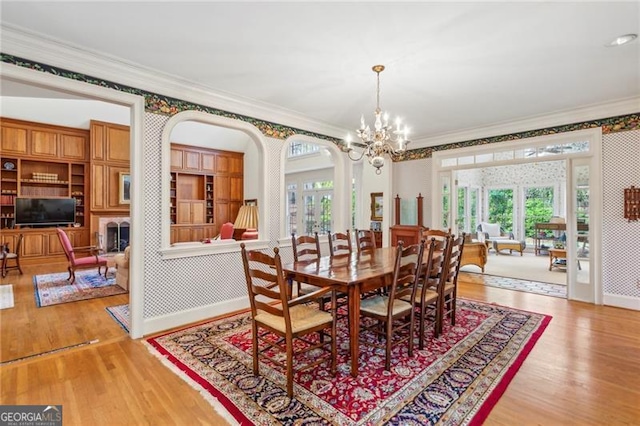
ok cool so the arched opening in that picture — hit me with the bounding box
[160,111,268,256]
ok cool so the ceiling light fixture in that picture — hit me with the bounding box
[342,65,409,175]
[607,33,637,47]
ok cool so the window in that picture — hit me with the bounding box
[288,142,320,158]
[287,179,333,236]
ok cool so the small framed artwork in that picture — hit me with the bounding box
[370,192,383,221]
[119,172,131,204]
[244,199,257,206]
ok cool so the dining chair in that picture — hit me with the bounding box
[423,228,451,240]
[56,228,108,284]
[1,234,23,278]
[359,241,424,370]
[400,237,447,348]
[355,229,377,255]
[328,230,352,258]
[240,244,337,398]
[291,232,323,299]
[437,233,466,334]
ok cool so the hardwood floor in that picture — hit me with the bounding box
[2,268,639,425]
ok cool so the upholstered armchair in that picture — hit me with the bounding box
[56,228,108,283]
[114,246,130,290]
[477,222,514,242]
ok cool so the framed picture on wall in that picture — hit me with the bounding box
[370,192,383,221]
[119,172,131,204]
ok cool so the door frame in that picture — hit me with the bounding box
[432,128,602,304]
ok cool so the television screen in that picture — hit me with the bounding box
[14,198,76,226]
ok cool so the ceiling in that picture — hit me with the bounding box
[1,2,639,148]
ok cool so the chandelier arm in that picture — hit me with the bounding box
[347,148,366,162]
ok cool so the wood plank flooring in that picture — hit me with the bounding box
[2,265,639,425]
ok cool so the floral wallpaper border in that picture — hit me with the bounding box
[2,53,639,161]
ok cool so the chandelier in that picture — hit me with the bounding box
[343,65,409,175]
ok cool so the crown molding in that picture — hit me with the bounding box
[411,97,640,148]
[0,25,348,139]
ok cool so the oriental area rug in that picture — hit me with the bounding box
[34,270,125,307]
[106,304,130,333]
[146,299,550,425]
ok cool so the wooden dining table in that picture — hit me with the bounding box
[282,247,405,377]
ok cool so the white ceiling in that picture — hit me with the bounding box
[1,2,639,148]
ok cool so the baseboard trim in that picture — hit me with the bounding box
[142,296,250,336]
[603,293,640,311]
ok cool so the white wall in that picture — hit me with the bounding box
[1,97,130,127]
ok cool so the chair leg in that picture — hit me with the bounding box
[16,257,23,275]
[385,320,392,371]
[252,322,259,376]
[286,336,294,397]
[418,304,426,350]
[408,311,415,358]
[1,257,6,278]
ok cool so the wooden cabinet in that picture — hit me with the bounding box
[390,225,427,247]
[0,228,88,264]
[1,118,88,161]
[0,157,88,229]
[89,120,130,215]
[169,143,243,244]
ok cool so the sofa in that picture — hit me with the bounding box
[114,246,130,290]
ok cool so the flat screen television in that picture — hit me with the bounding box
[14,197,76,226]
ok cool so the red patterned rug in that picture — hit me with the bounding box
[146,299,550,425]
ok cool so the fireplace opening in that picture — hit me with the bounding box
[106,221,130,252]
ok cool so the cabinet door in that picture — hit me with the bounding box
[230,176,243,201]
[201,153,215,173]
[216,155,229,174]
[47,232,65,256]
[1,125,28,154]
[176,226,192,243]
[191,201,206,224]
[183,151,200,171]
[106,126,130,163]
[203,225,216,239]
[171,148,184,169]
[191,227,204,242]
[176,201,192,224]
[91,164,107,210]
[229,156,243,174]
[90,121,106,161]
[22,233,47,257]
[215,175,230,201]
[216,203,230,226]
[60,133,88,161]
[31,130,58,158]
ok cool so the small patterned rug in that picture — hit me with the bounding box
[460,272,567,298]
[34,269,125,307]
[106,304,130,333]
[0,285,14,309]
[146,299,551,425]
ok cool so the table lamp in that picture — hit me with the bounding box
[234,205,259,240]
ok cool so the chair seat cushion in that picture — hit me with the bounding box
[361,295,412,317]
[74,256,108,267]
[3,253,17,260]
[401,286,438,305]
[255,304,332,334]
[298,283,322,295]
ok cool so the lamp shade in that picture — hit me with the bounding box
[234,205,259,230]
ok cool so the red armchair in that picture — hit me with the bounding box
[56,228,108,283]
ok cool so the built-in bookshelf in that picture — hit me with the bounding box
[0,157,88,229]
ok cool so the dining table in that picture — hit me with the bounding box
[282,247,407,377]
